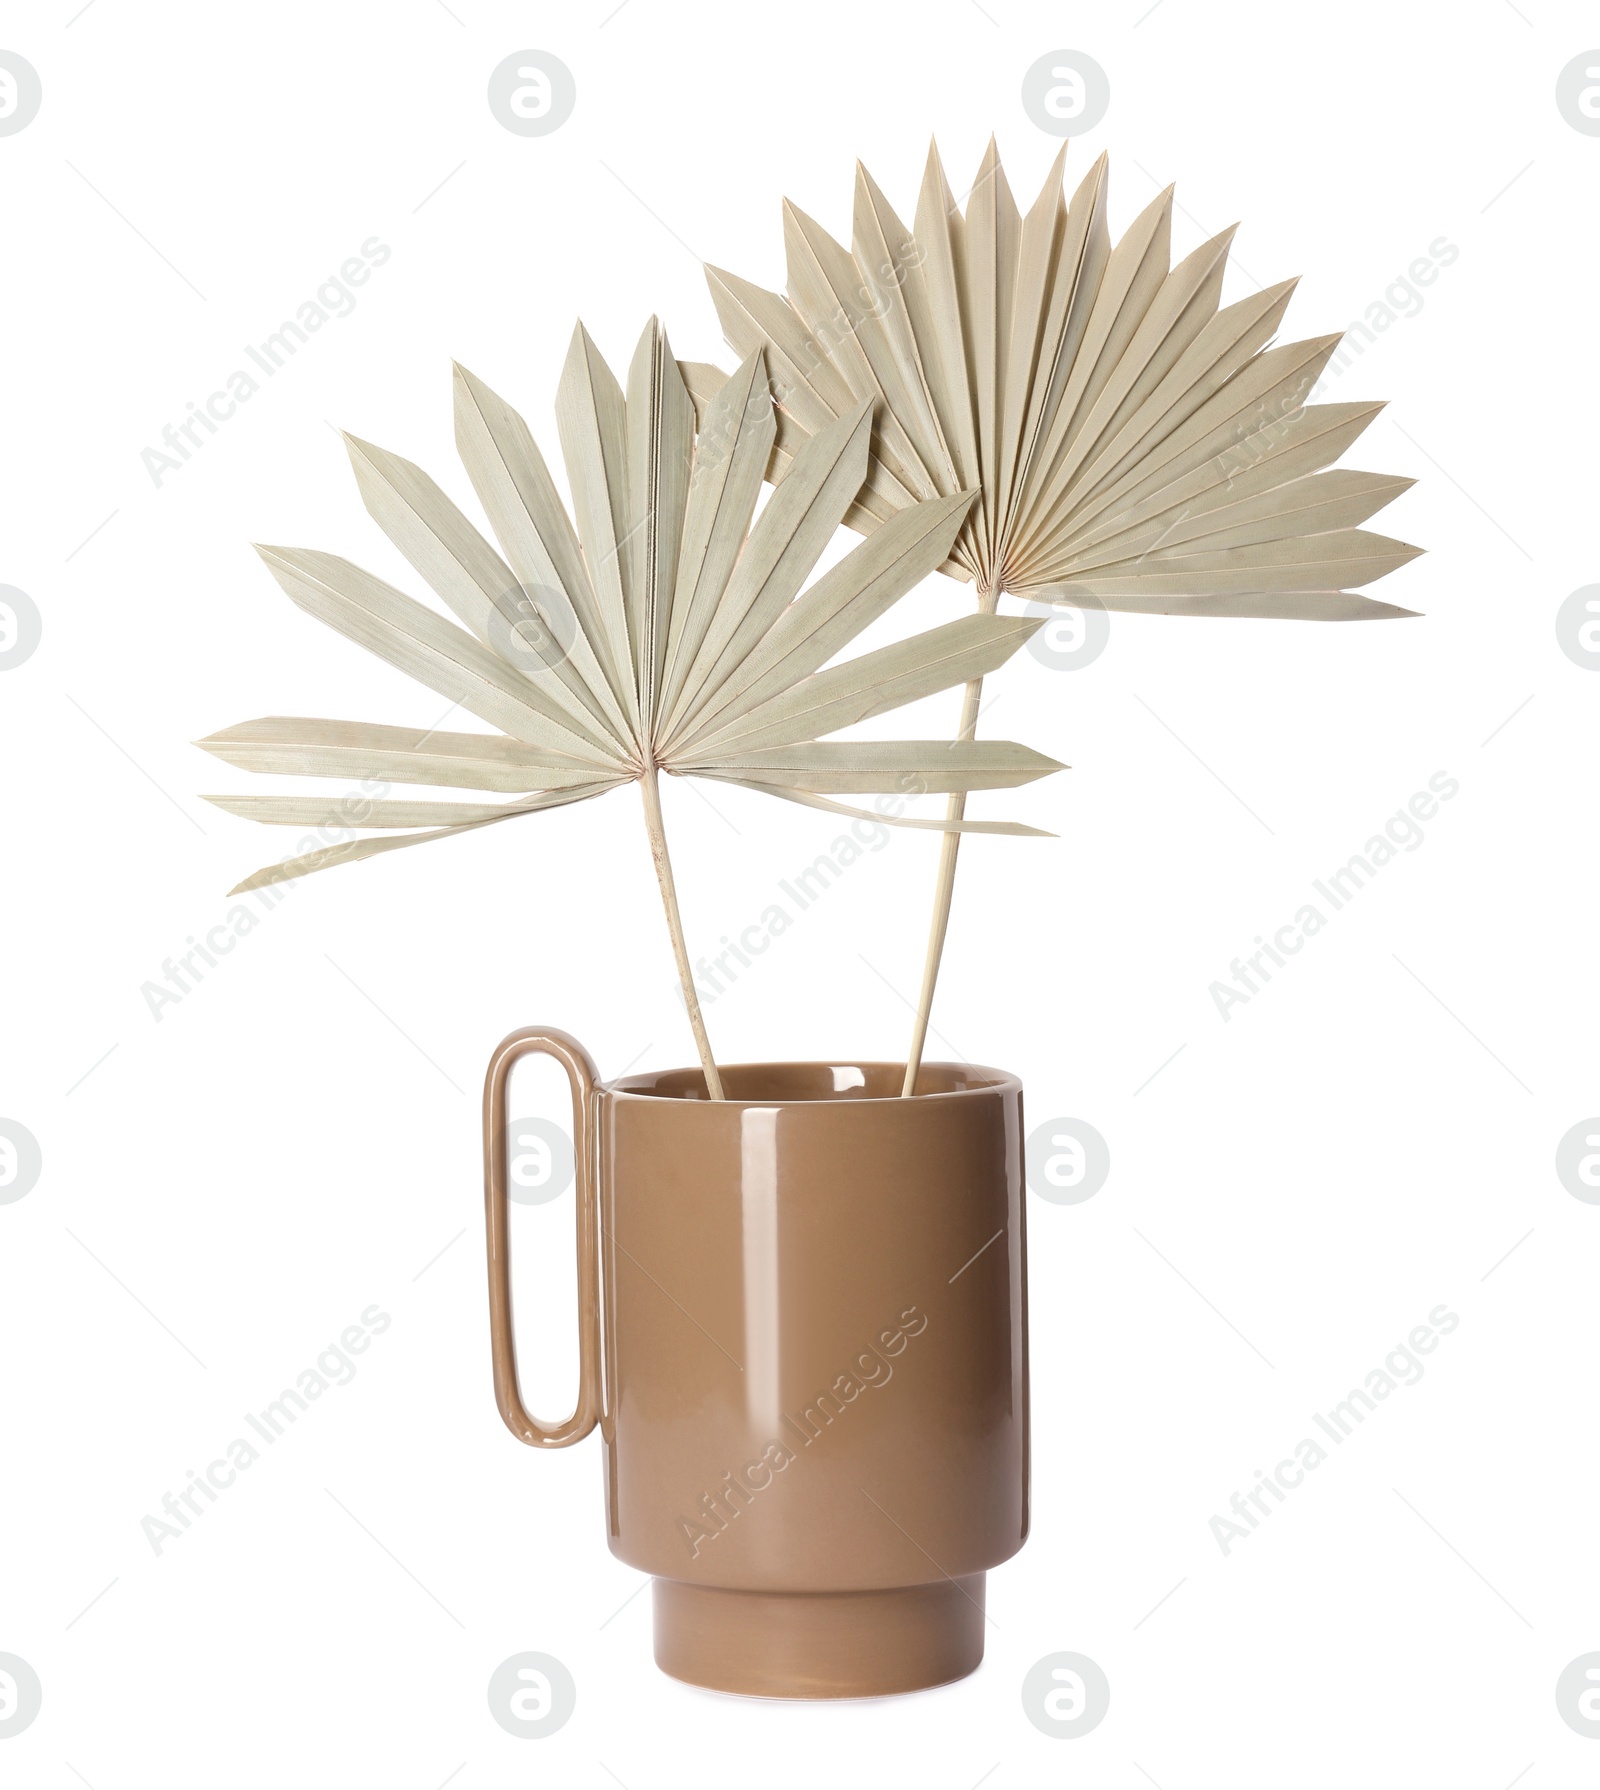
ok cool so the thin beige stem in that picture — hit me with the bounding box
[901,585,1000,1097]
[639,767,725,1100]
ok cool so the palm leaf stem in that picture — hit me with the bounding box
[901,583,999,1095]
[639,765,725,1098]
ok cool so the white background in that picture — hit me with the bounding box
[2,1,1596,1784]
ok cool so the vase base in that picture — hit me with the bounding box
[651,1575,986,1699]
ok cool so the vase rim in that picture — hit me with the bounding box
[602,1060,1020,1106]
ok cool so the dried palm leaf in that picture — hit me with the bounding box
[699,140,1422,1091]
[199,320,1062,1096]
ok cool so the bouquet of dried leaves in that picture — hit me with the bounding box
[205,141,1421,1099]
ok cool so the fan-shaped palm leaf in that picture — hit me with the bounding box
[696,141,1422,1090]
[199,320,1062,1096]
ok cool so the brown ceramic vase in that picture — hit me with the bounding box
[483,1027,1029,1699]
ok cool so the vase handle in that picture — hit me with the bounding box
[483,1026,603,1447]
